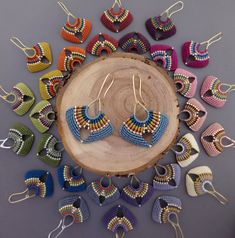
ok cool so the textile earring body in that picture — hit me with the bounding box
[0,83,35,116]
[58,1,92,44]
[66,73,114,143]
[100,0,133,33]
[146,1,184,41]
[10,37,53,73]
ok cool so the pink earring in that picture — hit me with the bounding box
[201,75,235,108]
[150,44,178,71]
[201,122,235,157]
[179,98,207,132]
[182,32,222,68]
[174,68,197,98]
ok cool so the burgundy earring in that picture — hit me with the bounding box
[101,0,133,33]
[182,32,223,68]
[146,1,184,41]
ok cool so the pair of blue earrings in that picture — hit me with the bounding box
[66,74,169,148]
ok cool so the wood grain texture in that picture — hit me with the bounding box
[56,53,179,176]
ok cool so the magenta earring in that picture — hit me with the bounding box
[150,44,178,71]
[182,32,223,68]
[146,1,184,41]
[201,75,235,108]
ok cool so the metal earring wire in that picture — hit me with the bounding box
[112,0,122,8]
[219,83,235,93]
[0,138,12,149]
[160,1,184,18]
[57,1,77,22]
[200,32,223,50]
[132,74,147,116]
[8,188,35,204]
[10,37,36,57]
[168,213,184,238]
[220,136,235,148]
[204,182,228,205]
[48,216,75,238]
[0,85,16,103]
[88,73,115,112]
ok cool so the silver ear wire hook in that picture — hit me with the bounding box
[220,135,235,148]
[8,188,35,204]
[154,164,166,176]
[57,1,77,21]
[132,74,147,116]
[48,216,75,238]
[220,83,235,93]
[204,182,228,205]
[100,176,112,187]
[0,138,12,149]
[10,37,35,58]
[88,73,115,112]
[200,32,223,49]
[112,0,122,8]
[115,231,125,238]
[161,1,184,18]
[168,213,184,238]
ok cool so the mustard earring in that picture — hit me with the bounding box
[10,37,53,73]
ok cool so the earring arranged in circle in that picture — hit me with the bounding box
[201,75,235,108]
[57,1,92,44]
[101,0,133,33]
[146,1,184,41]
[10,37,53,73]
[186,166,228,205]
[66,73,114,143]
[0,82,35,116]
[182,32,223,68]
[120,74,169,148]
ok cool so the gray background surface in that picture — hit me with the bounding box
[0,0,235,237]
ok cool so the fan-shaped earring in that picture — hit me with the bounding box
[66,73,114,143]
[120,74,169,147]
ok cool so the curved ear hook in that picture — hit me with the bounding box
[200,32,223,50]
[112,0,122,8]
[57,1,77,21]
[48,216,75,238]
[0,138,12,149]
[100,176,112,187]
[168,213,184,238]
[8,188,35,204]
[0,85,15,103]
[161,1,184,18]
[72,165,83,175]
[154,164,166,176]
[115,230,125,238]
[10,37,34,57]
[220,83,235,93]
[220,135,235,148]
[204,183,228,205]
[130,174,140,187]
[132,74,147,116]
[88,73,115,112]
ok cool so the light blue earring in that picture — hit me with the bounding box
[66,73,114,144]
[120,74,169,148]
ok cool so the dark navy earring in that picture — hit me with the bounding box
[66,73,114,143]
[146,1,184,41]
[87,176,120,206]
[120,74,169,148]
[57,165,86,192]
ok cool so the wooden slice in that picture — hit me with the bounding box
[56,53,179,176]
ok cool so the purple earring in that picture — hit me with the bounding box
[152,196,184,238]
[103,204,137,238]
[146,1,184,41]
[121,175,154,207]
[150,44,178,71]
[119,32,150,54]
[182,32,223,68]
[153,163,181,190]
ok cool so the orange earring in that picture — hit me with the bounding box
[58,1,92,44]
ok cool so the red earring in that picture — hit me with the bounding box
[101,0,133,33]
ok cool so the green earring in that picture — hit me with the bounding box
[0,82,35,116]
[29,100,55,133]
[36,133,64,167]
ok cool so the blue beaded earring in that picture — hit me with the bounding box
[66,74,114,143]
[120,74,169,148]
